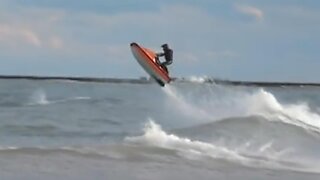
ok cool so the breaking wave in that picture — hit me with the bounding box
[163,84,320,132]
[125,119,320,173]
[121,84,320,173]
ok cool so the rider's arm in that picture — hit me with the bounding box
[156,52,165,57]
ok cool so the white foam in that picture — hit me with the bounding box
[125,119,319,173]
[125,120,320,172]
[187,76,208,83]
[163,84,320,133]
[244,89,320,132]
[54,96,92,103]
[72,96,91,100]
[157,85,320,172]
[29,89,50,105]
[244,89,283,114]
[28,88,91,106]
[125,119,245,161]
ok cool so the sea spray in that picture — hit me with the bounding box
[162,85,210,120]
[29,89,49,105]
[164,84,320,133]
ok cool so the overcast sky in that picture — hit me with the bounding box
[0,0,319,82]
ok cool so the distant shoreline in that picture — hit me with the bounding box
[0,75,148,84]
[0,75,319,87]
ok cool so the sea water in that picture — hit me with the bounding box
[0,79,320,180]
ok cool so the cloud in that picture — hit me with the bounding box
[21,29,42,47]
[0,6,68,53]
[0,23,65,50]
[71,5,216,37]
[235,4,264,21]
[0,3,261,64]
[0,24,42,47]
[49,36,63,49]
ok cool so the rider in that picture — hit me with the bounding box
[156,44,173,73]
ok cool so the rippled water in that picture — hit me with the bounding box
[1,79,320,179]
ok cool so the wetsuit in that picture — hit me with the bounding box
[157,48,173,66]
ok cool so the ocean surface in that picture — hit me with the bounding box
[1,78,320,180]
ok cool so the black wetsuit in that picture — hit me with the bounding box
[157,48,173,66]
